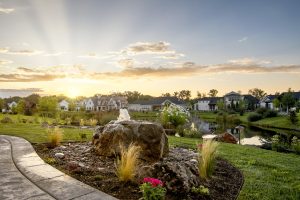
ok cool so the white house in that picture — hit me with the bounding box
[8,101,17,109]
[128,97,186,112]
[58,100,69,111]
[85,98,96,111]
[194,97,221,111]
[83,96,128,111]
[259,95,278,110]
[224,91,244,108]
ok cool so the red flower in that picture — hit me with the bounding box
[143,177,163,187]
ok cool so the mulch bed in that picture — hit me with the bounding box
[34,142,243,200]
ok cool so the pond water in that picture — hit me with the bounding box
[194,119,278,146]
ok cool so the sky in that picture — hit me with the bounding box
[0,0,300,98]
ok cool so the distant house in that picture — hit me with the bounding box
[194,97,222,111]
[260,95,279,110]
[58,100,69,111]
[193,92,258,111]
[8,101,17,109]
[128,97,186,112]
[83,96,128,111]
[224,91,244,108]
[85,98,96,111]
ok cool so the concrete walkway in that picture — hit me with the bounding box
[0,135,118,200]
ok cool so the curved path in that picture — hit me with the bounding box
[0,135,118,200]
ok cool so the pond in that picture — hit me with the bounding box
[194,119,279,147]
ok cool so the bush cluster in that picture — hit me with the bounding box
[248,108,278,122]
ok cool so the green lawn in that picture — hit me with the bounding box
[0,123,93,143]
[169,136,300,200]
[197,111,300,131]
[1,114,299,199]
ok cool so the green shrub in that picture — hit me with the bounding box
[256,107,268,115]
[191,185,210,196]
[291,136,300,154]
[263,110,278,118]
[248,113,263,122]
[289,111,299,125]
[160,105,189,129]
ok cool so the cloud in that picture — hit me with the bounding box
[0,88,43,93]
[44,52,70,57]
[156,53,185,60]
[238,37,248,42]
[0,62,299,82]
[228,57,272,65]
[0,88,44,98]
[0,48,9,53]
[118,58,134,68]
[0,59,13,65]
[0,47,43,56]
[0,7,14,14]
[127,41,171,54]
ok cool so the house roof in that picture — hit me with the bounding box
[261,95,279,102]
[281,92,300,100]
[224,91,241,97]
[133,97,185,106]
[243,95,259,103]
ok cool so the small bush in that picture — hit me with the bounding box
[291,136,300,155]
[256,107,268,115]
[116,143,140,182]
[191,185,210,196]
[289,111,299,125]
[263,110,278,118]
[198,140,218,179]
[0,116,13,123]
[47,127,63,148]
[44,157,57,165]
[247,113,263,122]
[89,119,98,127]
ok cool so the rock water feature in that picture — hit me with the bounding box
[93,109,169,161]
[92,109,203,194]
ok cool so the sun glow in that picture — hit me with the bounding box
[67,88,80,98]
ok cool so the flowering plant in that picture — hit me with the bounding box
[160,104,189,129]
[140,177,166,200]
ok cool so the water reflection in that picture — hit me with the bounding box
[193,118,275,146]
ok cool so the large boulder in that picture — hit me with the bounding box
[92,120,169,162]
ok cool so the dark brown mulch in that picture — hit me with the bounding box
[33,142,243,200]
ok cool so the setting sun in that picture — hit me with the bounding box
[67,88,80,98]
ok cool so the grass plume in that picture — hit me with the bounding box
[198,139,219,179]
[116,143,140,182]
[47,126,63,147]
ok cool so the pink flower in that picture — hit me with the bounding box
[143,177,163,187]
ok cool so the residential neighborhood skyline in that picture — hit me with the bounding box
[1,0,300,97]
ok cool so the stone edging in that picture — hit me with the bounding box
[0,135,118,200]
